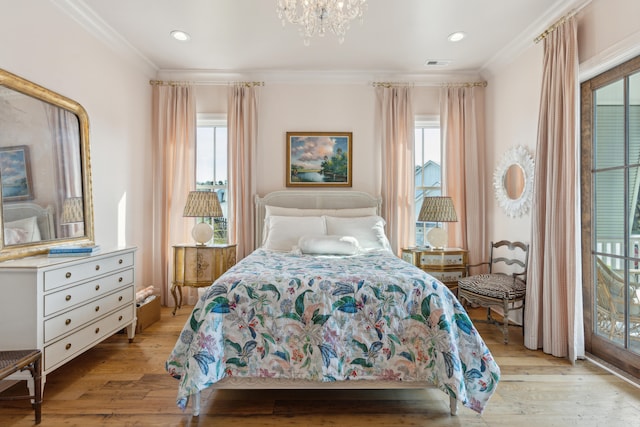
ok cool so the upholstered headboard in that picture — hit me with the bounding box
[3,202,56,241]
[254,190,382,247]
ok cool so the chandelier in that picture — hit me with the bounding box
[276,0,367,45]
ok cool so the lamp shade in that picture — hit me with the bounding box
[183,191,223,218]
[418,196,458,223]
[61,197,84,224]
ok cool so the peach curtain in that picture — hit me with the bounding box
[375,85,415,255]
[228,84,260,260]
[440,86,487,267]
[524,17,584,360]
[150,84,196,306]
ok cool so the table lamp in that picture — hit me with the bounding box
[418,196,457,249]
[183,191,223,245]
[61,197,84,224]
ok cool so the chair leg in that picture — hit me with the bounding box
[34,354,42,424]
[503,299,509,344]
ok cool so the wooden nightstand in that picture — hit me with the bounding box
[401,247,468,295]
[171,244,237,314]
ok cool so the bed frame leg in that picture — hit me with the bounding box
[192,391,201,417]
[449,395,458,415]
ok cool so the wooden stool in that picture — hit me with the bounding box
[0,350,42,424]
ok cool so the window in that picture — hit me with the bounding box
[414,120,442,246]
[196,115,228,244]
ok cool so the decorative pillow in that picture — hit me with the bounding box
[4,216,41,243]
[265,205,377,218]
[297,235,361,255]
[4,227,29,245]
[324,215,391,252]
[262,215,326,251]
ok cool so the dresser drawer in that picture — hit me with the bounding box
[44,286,134,342]
[44,268,134,316]
[43,251,135,291]
[425,268,466,283]
[44,305,134,371]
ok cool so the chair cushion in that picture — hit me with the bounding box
[458,273,526,299]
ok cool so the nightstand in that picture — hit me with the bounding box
[401,247,468,295]
[171,244,237,314]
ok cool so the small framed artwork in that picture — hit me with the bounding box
[0,145,34,201]
[286,131,352,187]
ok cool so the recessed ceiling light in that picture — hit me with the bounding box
[170,30,191,41]
[447,32,466,42]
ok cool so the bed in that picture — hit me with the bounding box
[166,191,500,416]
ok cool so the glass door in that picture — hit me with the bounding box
[582,56,640,378]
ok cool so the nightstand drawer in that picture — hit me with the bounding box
[425,268,466,283]
[420,251,467,268]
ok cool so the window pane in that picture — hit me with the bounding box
[196,124,228,244]
[595,79,625,169]
[414,125,441,247]
[595,169,625,262]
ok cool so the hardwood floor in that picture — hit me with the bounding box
[1,305,639,426]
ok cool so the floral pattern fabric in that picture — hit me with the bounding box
[166,249,500,413]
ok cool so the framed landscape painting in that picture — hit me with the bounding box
[286,132,352,187]
[0,145,33,201]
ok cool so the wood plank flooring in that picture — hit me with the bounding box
[1,305,639,426]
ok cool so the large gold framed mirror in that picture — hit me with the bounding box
[493,145,534,218]
[0,69,94,261]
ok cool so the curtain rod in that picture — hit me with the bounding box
[149,80,265,87]
[372,81,487,88]
[534,1,591,44]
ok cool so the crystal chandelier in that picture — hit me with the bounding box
[276,0,367,45]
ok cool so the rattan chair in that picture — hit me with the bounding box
[0,349,42,424]
[457,240,529,344]
[595,258,640,343]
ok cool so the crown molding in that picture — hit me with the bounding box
[481,0,591,77]
[50,0,157,76]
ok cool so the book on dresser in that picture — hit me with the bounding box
[48,245,101,257]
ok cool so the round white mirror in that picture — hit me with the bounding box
[493,146,534,218]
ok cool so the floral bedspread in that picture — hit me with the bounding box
[166,249,500,413]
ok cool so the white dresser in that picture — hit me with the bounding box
[0,246,137,392]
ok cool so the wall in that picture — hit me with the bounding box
[0,1,154,287]
[196,84,440,198]
[484,0,640,247]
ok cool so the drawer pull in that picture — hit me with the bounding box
[65,319,71,326]
[119,259,123,264]
[118,315,123,321]
[65,295,72,301]
[95,306,100,312]
[65,272,72,279]
[95,284,100,291]
[95,327,100,334]
[95,265,100,271]
[65,343,72,350]
[118,277,123,282]
[118,296,123,302]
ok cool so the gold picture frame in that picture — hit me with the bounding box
[286,132,352,187]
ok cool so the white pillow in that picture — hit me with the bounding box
[263,216,326,251]
[297,235,361,255]
[324,215,391,252]
[4,216,41,243]
[265,205,377,218]
[4,227,28,245]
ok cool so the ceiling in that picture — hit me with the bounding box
[60,0,584,82]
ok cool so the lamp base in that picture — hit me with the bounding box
[426,226,447,249]
[192,222,214,245]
